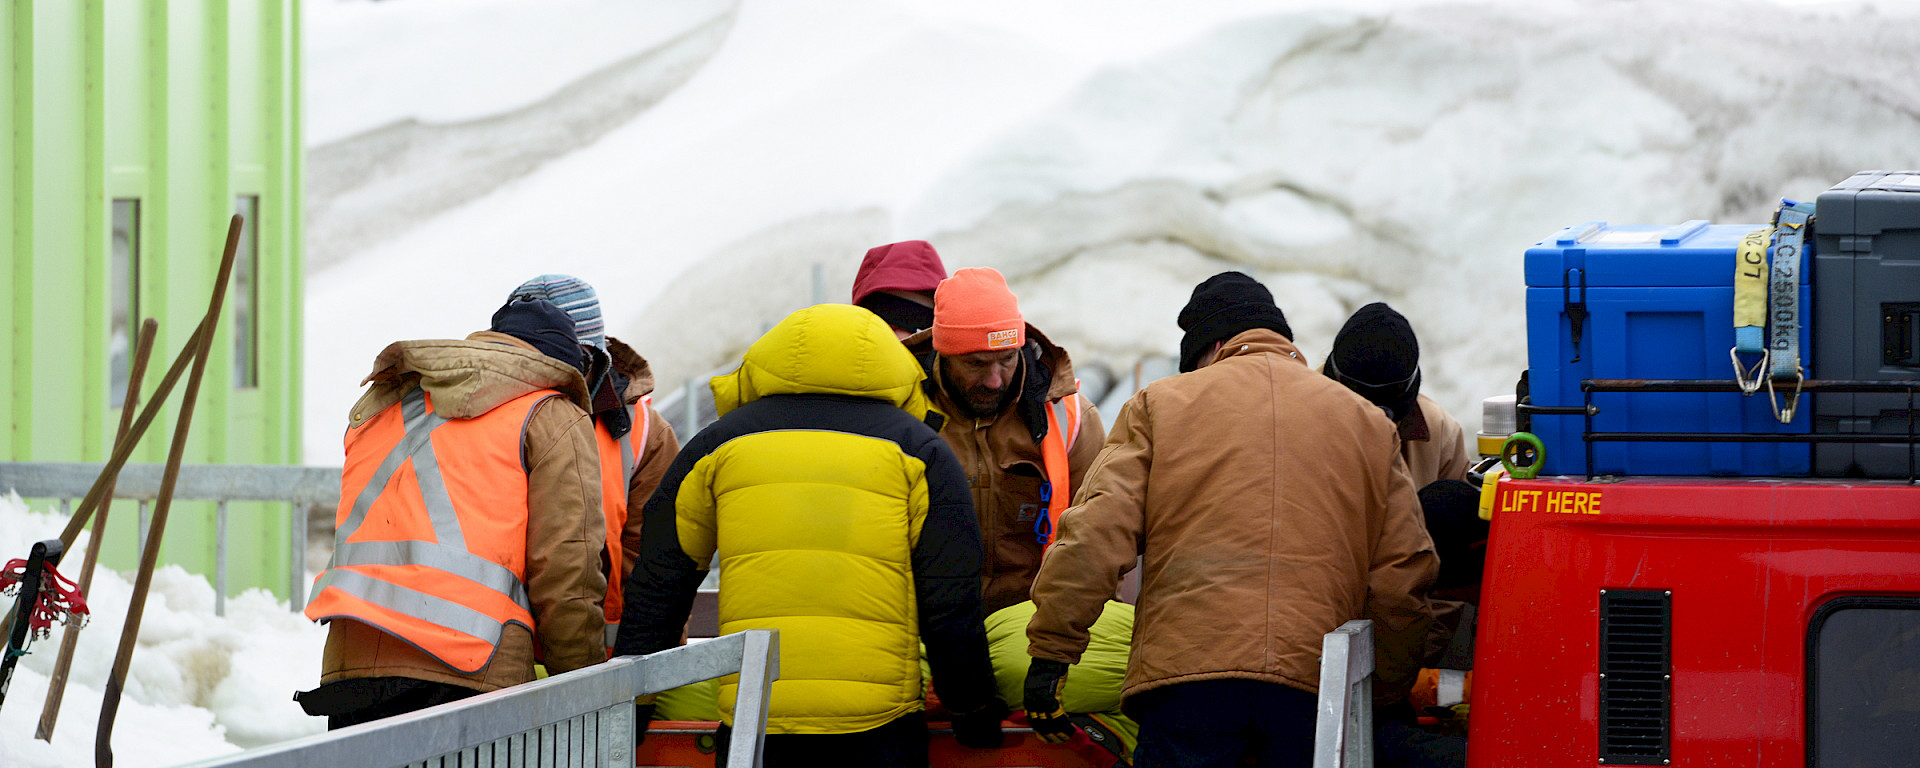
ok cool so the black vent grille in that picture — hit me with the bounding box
[1599,589,1670,765]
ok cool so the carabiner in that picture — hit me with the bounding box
[1032,481,1054,546]
[1766,370,1805,424]
[1730,347,1768,395]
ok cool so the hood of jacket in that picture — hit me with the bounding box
[348,331,593,428]
[710,304,935,421]
[851,240,948,306]
[606,336,656,404]
[581,335,658,440]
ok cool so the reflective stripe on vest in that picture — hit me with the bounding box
[305,386,551,673]
[628,395,652,483]
[309,569,507,649]
[596,399,650,626]
[326,539,530,611]
[336,389,464,548]
[1038,394,1082,551]
[591,399,652,625]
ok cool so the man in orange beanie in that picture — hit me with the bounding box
[903,267,1106,615]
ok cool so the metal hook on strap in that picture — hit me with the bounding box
[1730,347,1768,395]
[1766,369,1805,424]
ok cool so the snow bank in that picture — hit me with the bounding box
[303,0,734,146]
[0,494,326,767]
[303,0,1920,466]
[894,0,1920,430]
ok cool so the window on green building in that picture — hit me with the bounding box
[233,195,260,389]
[110,199,141,408]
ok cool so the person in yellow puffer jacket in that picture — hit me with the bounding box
[614,304,1006,768]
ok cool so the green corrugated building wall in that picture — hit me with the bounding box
[4,0,303,597]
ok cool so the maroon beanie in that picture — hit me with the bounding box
[851,241,949,305]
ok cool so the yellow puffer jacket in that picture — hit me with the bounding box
[615,304,998,735]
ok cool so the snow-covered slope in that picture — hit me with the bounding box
[302,0,1920,466]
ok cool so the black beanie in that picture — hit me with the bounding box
[1177,272,1293,372]
[490,295,588,375]
[1327,302,1421,422]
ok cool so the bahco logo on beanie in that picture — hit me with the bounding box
[932,267,1025,356]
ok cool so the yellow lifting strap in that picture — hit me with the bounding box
[1730,225,1773,393]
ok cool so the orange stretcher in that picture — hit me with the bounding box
[636,713,1129,767]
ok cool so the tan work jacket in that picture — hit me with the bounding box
[1027,329,1437,704]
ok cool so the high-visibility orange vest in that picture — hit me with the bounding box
[593,396,649,630]
[305,386,557,674]
[1038,393,1082,551]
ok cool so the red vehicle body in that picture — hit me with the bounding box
[1468,476,1920,767]
[633,467,1920,768]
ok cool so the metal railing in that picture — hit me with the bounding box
[0,462,340,615]
[654,369,727,440]
[1095,355,1179,432]
[170,629,780,768]
[1518,378,1920,481]
[1313,619,1376,768]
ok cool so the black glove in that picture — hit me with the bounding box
[633,700,656,748]
[1022,658,1075,744]
[950,699,1009,749]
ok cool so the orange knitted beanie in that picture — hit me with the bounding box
[932,267,1025,355]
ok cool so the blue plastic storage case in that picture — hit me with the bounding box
[1525,220,1812,476]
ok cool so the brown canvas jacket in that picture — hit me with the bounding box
[1026,328,1437,704]
[607,337,681,576]
[1399,394,1471,489]
[320,331,608,693]
[907,325,1106,614]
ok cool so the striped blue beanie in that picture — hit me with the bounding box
[510,274,605,351]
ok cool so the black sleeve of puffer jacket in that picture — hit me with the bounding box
[613,437,708,658]
[910,433,1000,714]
